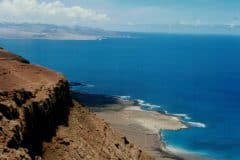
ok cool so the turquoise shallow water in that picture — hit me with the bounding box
[1,34,240,160]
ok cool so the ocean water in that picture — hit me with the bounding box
[1,34,240,160]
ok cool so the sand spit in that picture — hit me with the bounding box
[96,106,186,160]
[73,91,211,160]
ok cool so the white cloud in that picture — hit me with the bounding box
[0,0,109,25]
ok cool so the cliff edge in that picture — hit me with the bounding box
[0,49,153,160]
[0,48,29,64]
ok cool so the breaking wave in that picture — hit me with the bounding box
[136,99,161,109]
[173,113,191,120]
[188,122,206,128]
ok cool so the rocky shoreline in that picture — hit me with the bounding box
[0,48,208,160]
[72,86,210,160]
[72,92,187,160]
[0,48,71,159]
[0,48,153,160]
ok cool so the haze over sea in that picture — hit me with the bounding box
[1,33,240,160]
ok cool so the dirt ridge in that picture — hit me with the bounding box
[0,49,154,160]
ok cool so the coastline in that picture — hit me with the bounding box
[72,92,210,160]
[0,47,211,160]
[96,106,185,160]
[2,33,239,159]
[0,49,154,160]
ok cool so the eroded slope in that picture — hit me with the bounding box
[0,50,154,160]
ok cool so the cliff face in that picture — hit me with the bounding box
[42,100,153,160]
[0,50,153,160]
[0,54,71,159]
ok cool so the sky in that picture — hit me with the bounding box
[0,0,240,33]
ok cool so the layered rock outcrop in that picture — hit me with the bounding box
[0,49,153,160]
[0,51,71,159]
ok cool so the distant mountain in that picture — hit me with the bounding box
[0,23,129,40]
[109,23,240,35]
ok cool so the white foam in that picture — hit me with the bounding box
[136,99,161,109]
[171,116,181,121]
[118,97,205,129]
[166,145,192,154]
[164,110,169,114]
[173,113,191,120]
[118,96,131,100]
[188,122,206,128]
[136,99,145,104]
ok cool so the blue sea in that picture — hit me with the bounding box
[1,34,240,160]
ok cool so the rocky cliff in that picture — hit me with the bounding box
[0,49,153,160]
[0,49,71,159]
[0,48,29,63]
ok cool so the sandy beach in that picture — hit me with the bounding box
[95,105,210,160]
[96,106,183,160]
[73,92,211,160]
